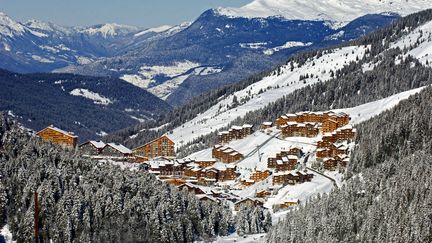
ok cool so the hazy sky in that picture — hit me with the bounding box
[0,0,252,28]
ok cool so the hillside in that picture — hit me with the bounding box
[0,69,171,140]
[57,9,398,106]
[107,9,432,151]
[267,85,432,243]
[0,12,186,73]
[0,113,235,242]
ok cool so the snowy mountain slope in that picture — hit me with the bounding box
[0,12,148,73]
[81,23,139,38]
[169,45,369,146]
[218,0,431,25]
[391,20,432,67]
[60,9,397,106]
[333,86,428,125]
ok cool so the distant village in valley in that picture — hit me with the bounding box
[36,110,356,214]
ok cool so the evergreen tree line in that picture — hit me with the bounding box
[0,114,234,243]
[235,205,272,236]
[176,42,432,157]
[266,86,432,242]
[106,9,432,150]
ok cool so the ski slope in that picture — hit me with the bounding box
[333,86,428,125]
[217,0,432,25]
[169,45,369,147]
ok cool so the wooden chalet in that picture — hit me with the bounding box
[195,159,217,168]
[240,178,255,187]
[250,169,271,182]
[234,198,264,211]
[79,140,106,155]
[261,122,273,130]
[268,153,298,171]
[273,199,299,211]
[281,122,319,138]
[335,125,356,141]
[100,143,132,157]
[178,183,206,195]
[256,190,271,198]
[323,157,338,170]
[36,125,78,148]
[133,135,175,159]
[212,146,243,163]
[217,124,253,143]
[272,170,313,185]
[321,119,339,133]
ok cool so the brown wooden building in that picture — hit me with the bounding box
[234,198,264,211]
[37,125,78,148]
[133,135,175,159]
[79,140,106,155]
[250,170,271,182]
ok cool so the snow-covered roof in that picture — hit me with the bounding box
[243,124,253,128]
[38,125,78,138]
[107,143,132,154]
[287,155,298,160]
[232,125,243,130]
[262,122,273,126]
[297,171,307,176]
[80,140,106,149]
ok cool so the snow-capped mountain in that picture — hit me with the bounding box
[60,9,398,106]
[218,0,431,25]
[81,23,139,38]
[112,9,432,150]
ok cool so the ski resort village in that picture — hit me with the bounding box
[36,109,356,218]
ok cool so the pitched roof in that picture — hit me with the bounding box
[37,125,78,138]
[107,143,132,154]
[80,140,106,149]
[133,134,174,150]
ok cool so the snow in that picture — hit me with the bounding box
[211,233,266,243]
[81,23,139,38]
[120,61,201,89]
[333,86,428,125]
[31,55,54,63]
[0,12,26,37]
[88,140,106,149]
[107,143,132,154]
[264,41,313,55]
[121,61,222,99]
[239,42,268,49]
[134,25,173,37]
[76,56,93,65]
[148,74,190,100]
[169,45,368,146]
[217,0,432,26]
[70,88,113,105]
[3,43,11,51]
[194,66,223,76]
[0,225,15,243]
[392,20,432,67]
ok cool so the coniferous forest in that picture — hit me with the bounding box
[267,87,432,242]
[0,115,233,242]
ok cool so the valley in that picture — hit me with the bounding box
[1,1,432,242]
